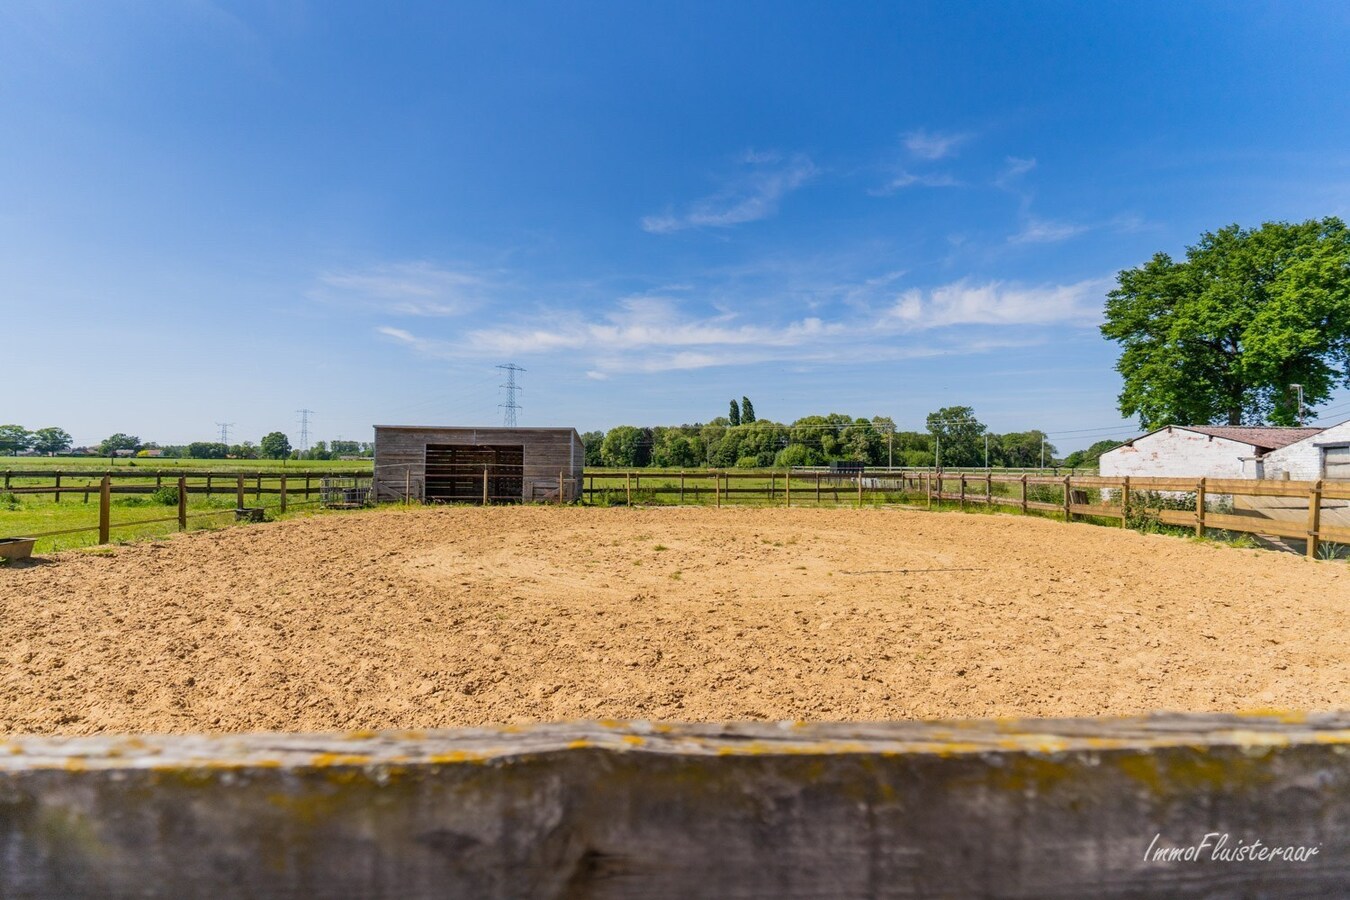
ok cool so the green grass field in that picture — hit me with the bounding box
[0,464,370,553]
[1,456,370,472]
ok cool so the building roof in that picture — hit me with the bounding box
[1113,424,1324,454]
[1180,426,1324,451]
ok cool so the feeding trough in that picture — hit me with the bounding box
[0,538,36,562]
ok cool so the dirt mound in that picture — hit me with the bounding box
[2,506,1347,735]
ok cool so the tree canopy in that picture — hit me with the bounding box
[98,433,141,457]
[1102,218,1350,427]
[0,425,32,455]
[926,406,986,467]
[260,431,292,459]
[31,427,73,455]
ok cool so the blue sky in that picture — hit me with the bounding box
[4,2,1350,452]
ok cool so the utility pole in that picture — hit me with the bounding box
[497,364,524,427]
[215,422,233,444]
[1290,383,1305,426]
[296,409,314,453]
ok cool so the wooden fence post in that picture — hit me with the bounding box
[770,472,775,500]
[279,475,287,514]
[1121,476,1130,527]
[255,474,262,502]
[236,476,245,510]
[559,470,564,505]
[98,475,111,545]
[926,471,933,510]
[816,472,821,504]
[1020,474,1028,515]
[1307,479,1324,559]
[785,471,791,507]
[1195,478,1207,537]
[626,471,632,506]
[1063,475,1072,522]
[959,475,966,511]
[53,473,61,504]
[985,471,992,507]
[679,471,685,504]
[177,477,187,531]
[482,466,489,505]
[856,472,863,508]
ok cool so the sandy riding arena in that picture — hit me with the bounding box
[2,506,1348,735]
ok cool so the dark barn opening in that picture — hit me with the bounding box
[373,426,585,503]
[424,444,524,503]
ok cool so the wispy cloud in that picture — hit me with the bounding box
[1008,217,1090,244]
[313,262,487,316]
[869,170,961,196]
[903,128,970,160]
[641,154,817,233]
[1000,156,1036,181]
[376,274,1105,374]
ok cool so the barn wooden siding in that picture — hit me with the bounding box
[372,427,585,503]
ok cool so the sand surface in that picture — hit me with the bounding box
[2,506,1348,735]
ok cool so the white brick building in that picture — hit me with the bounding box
[1254,420,1350,481]
[1098,425,1322,481]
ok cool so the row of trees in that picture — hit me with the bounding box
[0,425,74,456]
[580,406,1091,469]
[0,424,371,460]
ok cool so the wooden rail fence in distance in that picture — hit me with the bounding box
[583,469,1350,559]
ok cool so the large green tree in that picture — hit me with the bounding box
[98,433,141,457]
[260,431,292,460]
[0,425,32,455]
[1102,218,1350,427]
[31,427,73,455]
[926,406,986,467]
[601,426,650,467]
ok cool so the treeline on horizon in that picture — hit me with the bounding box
[0,424,372,461]
[579,401,1122,470]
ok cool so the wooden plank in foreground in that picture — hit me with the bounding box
[1,713,1348,898]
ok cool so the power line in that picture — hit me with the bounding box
[296,409,314,452]
[215,422,233,444]
[497,364,524,427]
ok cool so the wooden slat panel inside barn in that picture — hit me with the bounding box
[373,427,585,503]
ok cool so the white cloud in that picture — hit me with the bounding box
[869,170,961,195]
[641,155,817,233]
[376,274,1106,375]
[882,278,1105,328]
[314,262,485,316]
[1008,218,1091,244]
[903,128,970,160]
[1001,156,1037,179]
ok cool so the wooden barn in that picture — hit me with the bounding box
[372,426,585,503]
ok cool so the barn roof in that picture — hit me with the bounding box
[1116,424,1324,453]
[1181,426,1324,451]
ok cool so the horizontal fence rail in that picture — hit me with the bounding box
[1,472,373,550]
[580,469,1350,559]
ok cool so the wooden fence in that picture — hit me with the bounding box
[584,469,1350,558]
[2,471,372,548]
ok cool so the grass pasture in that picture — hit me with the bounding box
[0,466,369,553]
